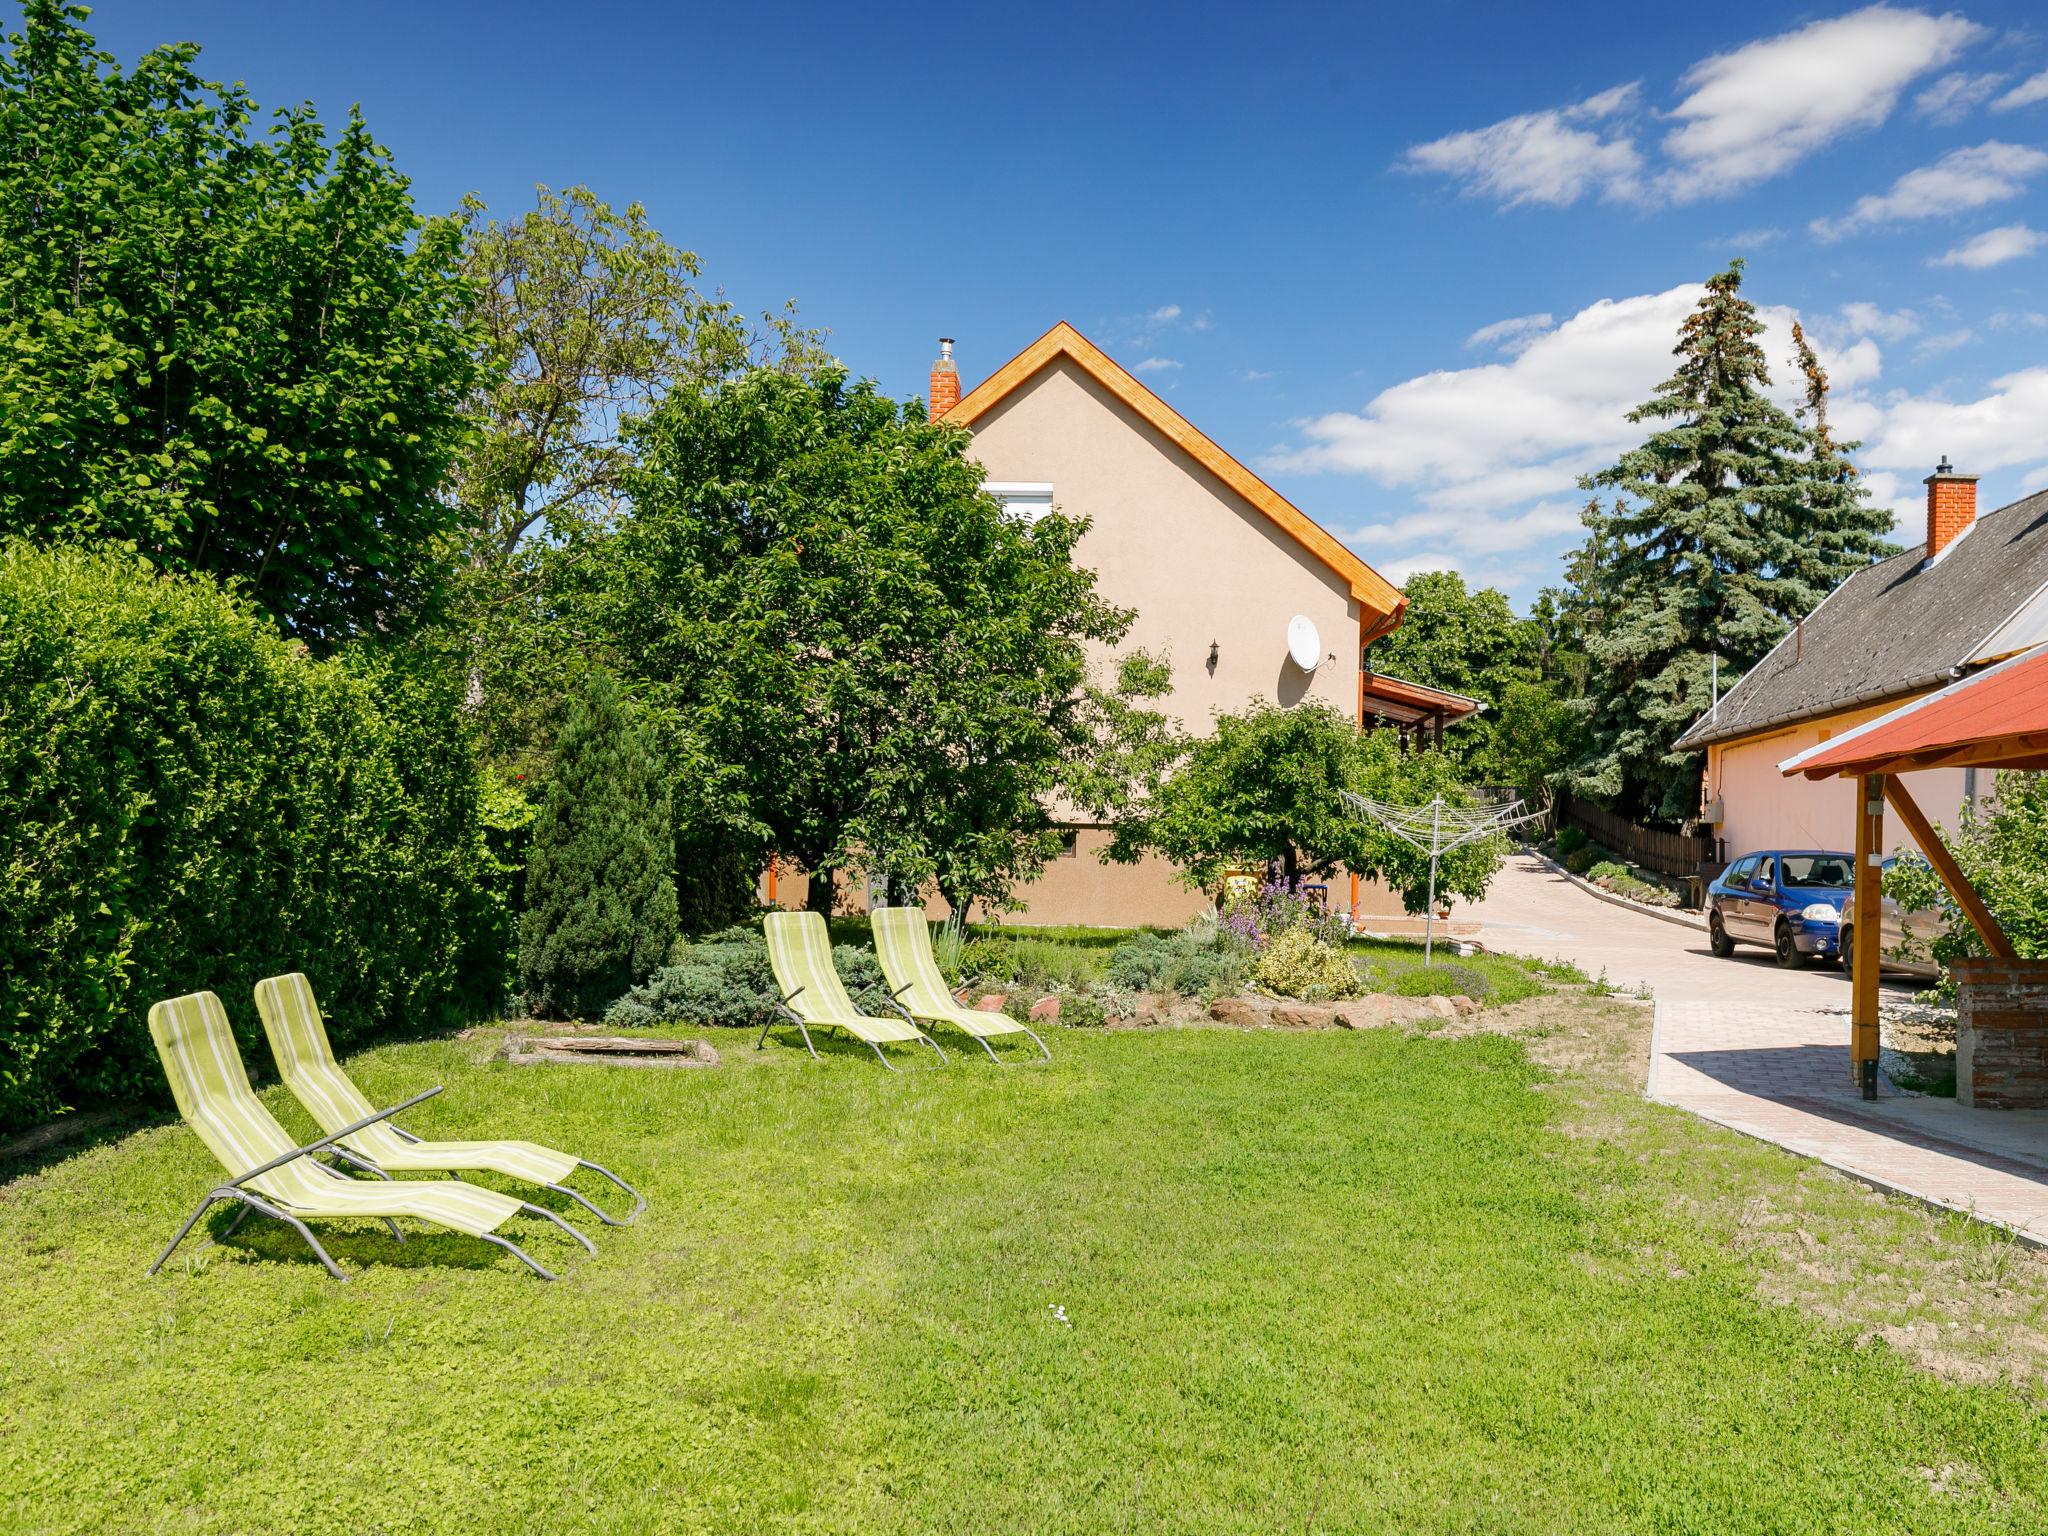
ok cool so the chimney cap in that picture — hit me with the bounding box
[1936,454,1952,475]
[938,338,954,360]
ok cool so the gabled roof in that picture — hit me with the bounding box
[1675,486,2048,751]
[1780,644,2048,779]
[947,321,1405,631]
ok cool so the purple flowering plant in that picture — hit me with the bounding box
[1219,875,1352,951]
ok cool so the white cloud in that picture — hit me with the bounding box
[1915,327,1976,356]
[1240,368,1276,382]
[1400,84,1643,208]
[1824,301,1921,344]
[1132,356,1181,374]
[1267,283,1881,513]
[1914,70,2006,125]
[1864,368,2048,476]
[1811,141,2048,240]
[1374,552,1471,587]
[1993,68,2048,112]
[1346,500,1586,558]
[1465,313,1555,354]
[1931,222,2047,268]
[1659,5,1984,200]
[1147,304,1182,324]
[1723,226,1783,249]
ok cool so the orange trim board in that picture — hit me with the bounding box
[946,321,1405,621]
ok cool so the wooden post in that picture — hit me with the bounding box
[1882,777,2016,960]
[1851,774,1885,1090]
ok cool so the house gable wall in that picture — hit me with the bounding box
[963,356,1361,733]
[1707,697,1985,861]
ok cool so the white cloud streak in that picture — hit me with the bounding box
[1811,141,2048,240]
[1931,223,2046,268]
[1659,5,1984,200]
[1993,68,2048,112]
[1465,313,1556,354]
[1914,70,2006,124]
[1400,85,1642,208]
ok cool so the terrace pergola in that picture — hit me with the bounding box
[1779,644,2048,1097]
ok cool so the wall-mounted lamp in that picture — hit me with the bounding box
[1206,640,1220,675]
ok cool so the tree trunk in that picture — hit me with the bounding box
[1279,843,1300,887]
[806,866,836,917]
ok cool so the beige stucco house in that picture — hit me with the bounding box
[773,322,1467,926]
[1678,466,2048,862]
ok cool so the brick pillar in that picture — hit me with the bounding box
[1924,459,1979,560]
[929,338,960,423]
[1951,958,2048,1109]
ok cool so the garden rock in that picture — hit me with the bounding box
[1450,995,1479,1016]
[976,993,1007,1013]
[1208,997,1261,1026]
[1029,996,1060,1022]
[1423,996,1458,1019]
[1334,995,1407,1029]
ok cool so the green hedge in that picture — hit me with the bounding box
[0,542,507,1130]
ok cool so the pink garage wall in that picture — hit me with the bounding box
[1706,701,1985,861]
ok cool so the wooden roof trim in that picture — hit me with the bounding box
[947,321,1403,618]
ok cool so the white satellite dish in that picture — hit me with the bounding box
[1287,614,1321,672]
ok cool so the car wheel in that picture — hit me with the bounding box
[1838,923,1854,975]
[1709,911,1735,958]
[1775,920,1808,969]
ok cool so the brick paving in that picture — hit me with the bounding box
[1459,854,2048,1245]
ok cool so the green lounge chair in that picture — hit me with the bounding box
[254,972,643,1228]
[870,906,1051,1064]
[146,991,593,1281]
[761,910,945,1070]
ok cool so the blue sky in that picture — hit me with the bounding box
[57,1,2048,609]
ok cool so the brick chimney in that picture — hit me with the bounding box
[928,338,960,423]
[1924,456,1979,561]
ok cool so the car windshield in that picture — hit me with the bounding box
[1781,854,1853,888]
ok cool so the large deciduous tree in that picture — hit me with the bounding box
[1366,570,1537,773]
[0,2,475,646]
[444,185,830,780]
[1565,261,1894,822]
[572,366,1132,917]
[1138,700,1503,913]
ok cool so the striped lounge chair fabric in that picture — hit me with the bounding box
[253,972,641,1226]
[146,991,592,1281]
[760,910,944,1070]
[869,907,1049,1063]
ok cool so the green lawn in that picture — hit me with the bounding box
[3,1018,2044,1533]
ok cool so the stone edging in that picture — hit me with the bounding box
[1529,851,1707,932]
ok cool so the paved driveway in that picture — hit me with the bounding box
[1456,853,2048,1244]
[1454,852,1856,1007]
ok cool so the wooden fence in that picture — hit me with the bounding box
[1554,793,1720,879]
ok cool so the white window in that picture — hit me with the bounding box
[983,481,1055,524]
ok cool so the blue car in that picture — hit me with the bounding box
[1707,850,1856,969]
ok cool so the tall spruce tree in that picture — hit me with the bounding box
[1565,261,1893,821]
[519,673,678,1018]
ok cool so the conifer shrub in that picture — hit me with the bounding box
[0,541,503,1130]
[519,674,679,1018]
[603,930,889,1031]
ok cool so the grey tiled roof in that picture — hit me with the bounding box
[1675,486,2048,750]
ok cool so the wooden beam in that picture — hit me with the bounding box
[1850,775,1884,1088]
[1882,776,2017,961]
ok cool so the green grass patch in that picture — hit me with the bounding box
[9,1022,2041,1531]
[1348,935,1549,1004]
